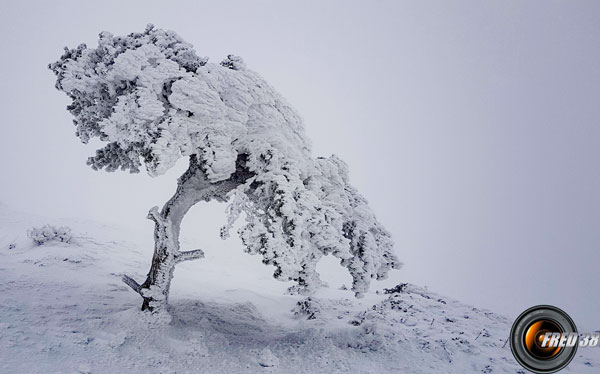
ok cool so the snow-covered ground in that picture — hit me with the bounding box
[0,202,598,373]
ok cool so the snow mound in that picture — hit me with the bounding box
[0,204,598,373]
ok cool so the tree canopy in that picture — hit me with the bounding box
[50,25,400,298]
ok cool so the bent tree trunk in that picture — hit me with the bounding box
[122,155,250,312]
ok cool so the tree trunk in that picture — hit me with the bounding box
[122,155,251,313]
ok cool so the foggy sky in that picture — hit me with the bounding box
[0,1,598,329]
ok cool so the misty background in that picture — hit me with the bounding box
[0,1,598,329]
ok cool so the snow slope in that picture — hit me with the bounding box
[0,202,598,373]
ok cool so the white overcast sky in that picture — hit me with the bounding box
[0,1,598,328]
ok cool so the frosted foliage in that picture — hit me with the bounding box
[225,154,400,296]
[28,225,73,246]
[50,25,400,297]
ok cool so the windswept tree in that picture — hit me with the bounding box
[49,25,400,313]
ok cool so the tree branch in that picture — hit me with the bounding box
[122,274,142,294]
[175,249,205,263]
[146,206,164,225]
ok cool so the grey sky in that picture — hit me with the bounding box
[1,1,598,328]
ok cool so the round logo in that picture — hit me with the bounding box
[510,305,578,373]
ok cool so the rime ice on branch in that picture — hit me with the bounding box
[49,24,400,312]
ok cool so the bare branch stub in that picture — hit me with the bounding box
[175,249,205,263]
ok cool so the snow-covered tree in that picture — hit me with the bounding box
[49,25,400,313]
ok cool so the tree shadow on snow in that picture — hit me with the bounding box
[167,299,309,348]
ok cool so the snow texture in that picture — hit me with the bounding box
[49,25,400,299]
[0,204,598,373]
